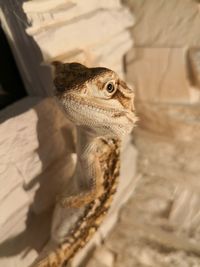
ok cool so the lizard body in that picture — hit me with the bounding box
[32,62,137,267]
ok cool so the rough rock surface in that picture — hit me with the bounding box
[123,0,200,47]
[0,97,76,267]
[126,48,191,103]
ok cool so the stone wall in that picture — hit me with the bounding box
[122,0,200,265]
[0,1,137,267]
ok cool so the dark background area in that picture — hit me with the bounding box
[0,22,26,110]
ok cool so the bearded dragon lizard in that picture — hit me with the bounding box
[32,61,137,267]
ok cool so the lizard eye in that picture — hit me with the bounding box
[106,83,115,93]
[105,81,117,94]
[103,80,117,98]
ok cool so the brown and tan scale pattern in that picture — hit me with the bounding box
[33,139,120,267]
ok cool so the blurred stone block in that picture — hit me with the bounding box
[135,127,200,191]
[86,247,114,267]
[127,48,191,103]
[124,0,200,47]
[135,101,200,142]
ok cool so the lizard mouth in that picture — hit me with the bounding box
[56,93,136,121]
[55,92,137,136]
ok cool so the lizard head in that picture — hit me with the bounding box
[53,61,137,137]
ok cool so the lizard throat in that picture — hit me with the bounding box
[56,93,136,137]
[58,93,126,115]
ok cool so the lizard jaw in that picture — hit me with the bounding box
[55,93,137,137]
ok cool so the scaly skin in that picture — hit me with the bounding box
[31,62,137,267]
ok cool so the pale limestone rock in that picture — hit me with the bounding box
[135,101,200,142]
[0,186,29,242]
[0,97,76,267]
[23,0,133,77]
[127,48,191,103]
[135,128,200,191]
[124,0,200,47]
[169,187,200,233]
[23,0,71,13]
[188,86,200,103]
[86,259,107,267]
[86,247,114,267]
[91,31,133,77]
[58,30,133,78]
[0,249,38,267]
[98,173,200,267]
[32,9,133,60]
[132,117,200,255]
[0,97,75,189]
[94,248,114,267]
[24,0,121,35]
[0,165,22,202]
[31,154,76,214]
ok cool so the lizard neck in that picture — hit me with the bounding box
[76,126,95,158]
[75,126,114,189]
[75,126,98,188]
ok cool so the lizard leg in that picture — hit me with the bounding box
[58,159,103,208]
[58,138,108,209]
[59,189,99,208]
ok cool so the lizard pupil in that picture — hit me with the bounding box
[106,83,115,93]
